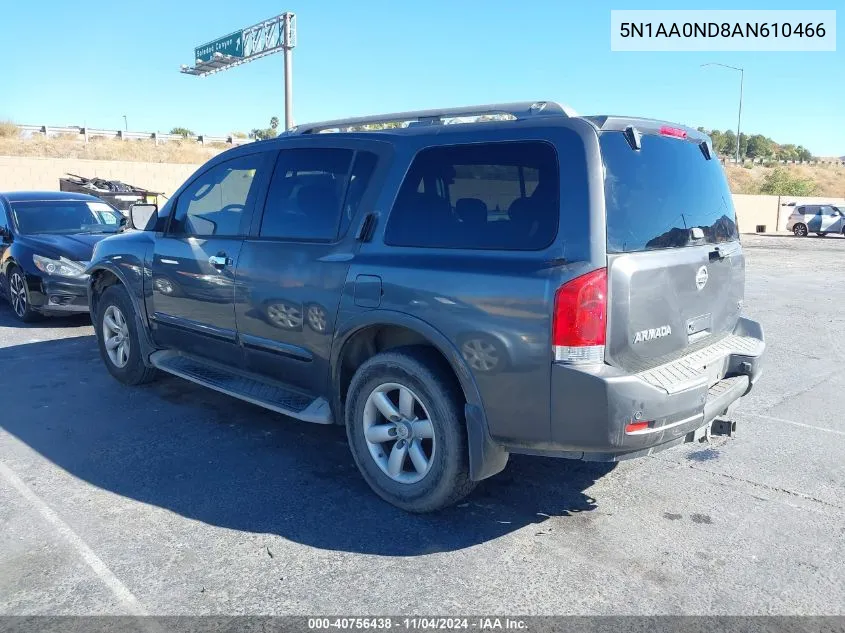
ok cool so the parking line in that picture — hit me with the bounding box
[0,461,149,616]
[743,412,845,437]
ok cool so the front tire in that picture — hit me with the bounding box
[7,266,38,323]
[95,284,158,385]
[345,346,476,513]
[793,223,808,237]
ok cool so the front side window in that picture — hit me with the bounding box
[384,141,560,250]
[11,200,124,235]
[171,155,263,237]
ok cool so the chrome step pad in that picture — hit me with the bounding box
[149,351,332,424]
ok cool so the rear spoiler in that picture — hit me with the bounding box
[584,116,713,158]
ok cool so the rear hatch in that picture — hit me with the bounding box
[599,123,744,375]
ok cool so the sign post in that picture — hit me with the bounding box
[181,12,297,130]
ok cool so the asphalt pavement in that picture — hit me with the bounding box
[0,234,843,615]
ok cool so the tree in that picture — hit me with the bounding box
[796,146,813,162]
[746,134,773,160]
[250,116,281,140]
[759,167,818,196]
[170,127,194,138]
[776,144,798,161]
[738,133,749,159]
[709,130,725,155]
[722,130,737,157]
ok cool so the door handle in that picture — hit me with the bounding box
[208,254,230,269]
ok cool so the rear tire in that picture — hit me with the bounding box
[345,346,476,513]
[793,223,808,237]
[95,284,158,385]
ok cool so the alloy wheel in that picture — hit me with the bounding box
[103,305,130,368]
[9,272,27,318]
[362,382,436,484]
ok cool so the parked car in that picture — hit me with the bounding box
[0,191,126,322]
[786,204,845,237]
[86,101,765,512]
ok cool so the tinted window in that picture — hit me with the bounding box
[339,152,378,237]
[172,155,262,237]
[820,205,834,215]
[385,142,559,250]
[260,148,375,241]
[10,200,124,235]
[602,133,739,253]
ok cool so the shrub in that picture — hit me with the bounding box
[759,167,819,196]
[0,121,19,138]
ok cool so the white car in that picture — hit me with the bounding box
[786,204,845,237]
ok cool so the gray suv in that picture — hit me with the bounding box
[86,101,765,512]
[786,204,845,237]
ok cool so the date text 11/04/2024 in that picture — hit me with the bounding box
[619,22,827,38]
[308,617,528,630]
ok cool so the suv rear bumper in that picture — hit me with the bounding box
[508,317,764,461]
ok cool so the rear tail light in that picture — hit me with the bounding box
[659,125,687,139]
[625,421,650,434]
[553,268,607,364]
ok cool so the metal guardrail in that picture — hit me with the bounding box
[16,125,254,146]
[720,156,845,166]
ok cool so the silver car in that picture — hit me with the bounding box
[786,204,845,237]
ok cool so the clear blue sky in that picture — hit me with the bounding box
[1,0,842,155]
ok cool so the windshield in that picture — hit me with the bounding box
[11,200,125,235]
[602,132,739,253]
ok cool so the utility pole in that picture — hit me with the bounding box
[701,63,744,164]
[282,12,296,131]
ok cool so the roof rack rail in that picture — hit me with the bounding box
[288,101,577,135]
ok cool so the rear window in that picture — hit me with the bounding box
[602,132,739,253]
[384,141,559,250]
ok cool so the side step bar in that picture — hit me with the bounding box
[149,351,333,424]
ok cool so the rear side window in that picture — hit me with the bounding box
[385,141,559,250]
[602,132,739,253]
[260,149,378,241]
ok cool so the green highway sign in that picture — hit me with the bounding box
[194,31,243,63]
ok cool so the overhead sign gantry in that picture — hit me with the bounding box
[181,13,297,130]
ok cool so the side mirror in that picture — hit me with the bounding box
[129,203,158,231]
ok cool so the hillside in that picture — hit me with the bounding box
[725,163,845,197]
[1,129,844,197]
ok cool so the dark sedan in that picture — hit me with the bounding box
[0,191,126,322]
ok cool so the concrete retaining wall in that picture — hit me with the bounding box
[0,156,201,199]
[1,155,843,235]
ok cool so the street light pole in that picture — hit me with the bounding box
[701,63,744,164]
[123,115,128,132]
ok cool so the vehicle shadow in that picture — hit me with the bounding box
[0,304,91,329]
[0,335,615,556]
